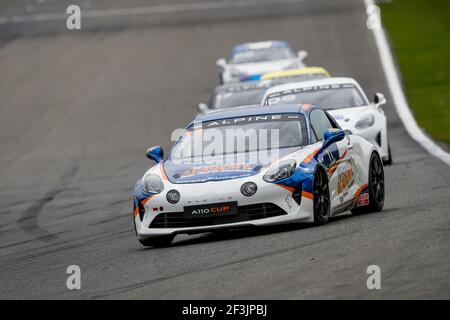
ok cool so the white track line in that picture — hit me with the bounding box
[0,0,305,24]
[365,0,450,166]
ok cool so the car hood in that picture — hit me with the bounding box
[163,147,300,184]
[327,106,370,128]
[230,58,299,76]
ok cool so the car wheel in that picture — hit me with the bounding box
[313,168,330,225]
[352,152,385,214]
[138,235,175,247]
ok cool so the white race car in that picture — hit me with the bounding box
[216,40,308,84]
[261,77,392,164]
[133,104,384,247]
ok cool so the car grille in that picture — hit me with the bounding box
[149,203,287,228]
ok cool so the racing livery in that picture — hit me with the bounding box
[216,40,307,84]
[133,105,385,247]
[262,77,392,164]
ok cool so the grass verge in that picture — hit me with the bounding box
[379,0,450,146]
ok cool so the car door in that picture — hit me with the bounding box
[310,109,353,211]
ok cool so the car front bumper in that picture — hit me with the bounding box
[134,177,314,238]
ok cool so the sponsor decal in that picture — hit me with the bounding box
[337,162,353,194]
[357,192,369,207]
[184,202,238,219]
[199,114,304,129]
[191,205,231,215]
[181,163,254,177]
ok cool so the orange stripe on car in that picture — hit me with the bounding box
[352,183,368,203]
[302,148,320,164]
[302,191,313,200]
[160,164,168,181]
[301,103,312,110]
[276,184,295,192]
[133,195,154,218]
[133,207,139,218]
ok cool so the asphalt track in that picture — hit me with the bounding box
[0,0,449,299]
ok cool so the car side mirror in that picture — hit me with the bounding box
[297,50,308,61]
[216,58,227,68]
[374,92,386,106]
[198,103,210,114]
[146,146,164,162]
[322,128,345,149]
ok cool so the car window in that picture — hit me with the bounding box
[310,109,334,141]
[231,48,295,64]
[212,89,267,109]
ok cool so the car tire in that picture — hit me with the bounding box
[352,152,385,214]
[138,235,175,247]
[313,168,330,225]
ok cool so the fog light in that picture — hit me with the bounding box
[166,190,180,204]
[241,182,257,196]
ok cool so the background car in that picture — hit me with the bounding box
[216,40,308,84]
[197,67,330,116]
[133,104,384,247]
[262,77,392,164]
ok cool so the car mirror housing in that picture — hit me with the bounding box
[146,146,164,162]
[374,92,386,105]
[322,128,345,149]
[216,58,227,68]
[297,50,308,61]
[198,103,210,114]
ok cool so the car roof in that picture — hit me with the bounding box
[192,104,305,124]
[262,67,331,80]
[263,77,360,97]
[232,40,289,54]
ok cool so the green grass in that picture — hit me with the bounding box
[379,0,450,145]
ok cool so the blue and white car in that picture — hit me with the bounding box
[133,105,385,247]
[216,40,308,84]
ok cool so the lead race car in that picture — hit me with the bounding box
[133,105,385,247]
[216,40,308,84]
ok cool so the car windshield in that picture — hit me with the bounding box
[212,89,268,109]
[232,48,295,64]
[265,84,367,109]
[169,114,308,160]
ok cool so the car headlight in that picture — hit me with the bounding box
[355,113,375,129]
[263,159,297,183]
[142,173,164,194]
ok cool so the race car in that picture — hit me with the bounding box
[197,67,330,115]
[133,104,385,247]
[261,77,392,164]
[216,40,308,84]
